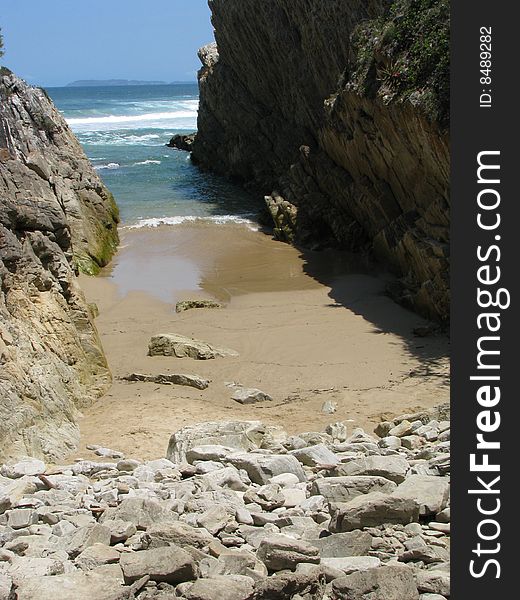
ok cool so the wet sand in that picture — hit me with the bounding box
[76,222,449,460]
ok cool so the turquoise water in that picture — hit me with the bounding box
[46,84,259,227]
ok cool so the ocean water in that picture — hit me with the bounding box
[46,84,259,227]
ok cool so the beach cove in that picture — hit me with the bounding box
[76,220,449,460]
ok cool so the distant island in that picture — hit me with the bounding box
[66,79,171,87]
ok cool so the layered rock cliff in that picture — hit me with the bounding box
[192,0,450,321]
[0,69,119,460]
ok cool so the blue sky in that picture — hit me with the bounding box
[0,0,214,87]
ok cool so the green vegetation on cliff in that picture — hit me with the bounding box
[350,0,449,127]
[0,28,4,59]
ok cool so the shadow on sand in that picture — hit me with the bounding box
[298,245,449,381]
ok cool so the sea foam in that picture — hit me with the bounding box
[127,215,259,230]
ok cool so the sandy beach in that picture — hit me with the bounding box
[76,222,449,460]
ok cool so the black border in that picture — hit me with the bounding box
[451,2,516,595]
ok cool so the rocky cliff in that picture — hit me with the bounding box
[0,69,119,461]
[192,0,450,321]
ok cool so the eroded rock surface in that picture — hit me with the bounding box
[0,69,119,460]
[192,0,449,321]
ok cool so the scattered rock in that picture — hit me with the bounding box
[0,415,450,597]
[330,492,420,532]
[120,545,197,584]
[257,535,320,571]
[148,333,238,360]
[175,299,222,312]
[232,388,273,405]
[121,372,210,390]
[331,564,419,600]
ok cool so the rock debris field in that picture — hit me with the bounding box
[0,405,450,600]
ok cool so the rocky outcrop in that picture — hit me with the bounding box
[0,69,119,461]
[0,412,450,598]
[166,133,196,152]
[192,0,450,321]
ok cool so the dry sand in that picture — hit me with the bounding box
[76,222,449,460]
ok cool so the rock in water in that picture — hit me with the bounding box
[148,333,238,359]
[166,133,196,151]
[0,69,119,461]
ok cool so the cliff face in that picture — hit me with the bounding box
[192,0,450,321]
[0,70,119,460]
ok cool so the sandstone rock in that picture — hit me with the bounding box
[186,445,235,463]
[415,570,450,597]
[197,505,231,535]
[322,556,381,574]
[335,455,409,483]
[379,436,402,449]
[6,556,65,584]
[308,531,372,558]
[325,422,348,442]
[64,523,111,558]
[191,1,449,321]
[0,575,12,600]
[121,372,210,390]
[120,546,197,584]
[228,453,306,485]
[256,534,320,571]
[6,508,38,529]
[290,444,339,467]
[100,497,174,530]
[104,519,138,544]
[0,459,45,479]
[182,575,254,600]
[330,492,420,532]
[395,476,450,516]
[311,475,397,503]
[331,565,419,600]
[244,484,285,511]
[75,543,120,570]
[232,388,273,404]
[148,333,238,359]
[145,521,214,549]
[166,421,278,463]
[175,298,221,312]
[15,571,129,600]
[0,71,118,462]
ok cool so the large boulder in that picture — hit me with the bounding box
[331,565,419,600]
[330,492,420,532]
[182,576,254,600]
[148,333,238,360]
[257,535,320,571]
[334,456,410,484]
[100,497,175,530]
[311,476,396,503]
[307,531,373,558]
[166,421,285,463]
[15,571,129,600]
[228,453,306,485]
[395,475,450,516]
[120,546,197,584]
